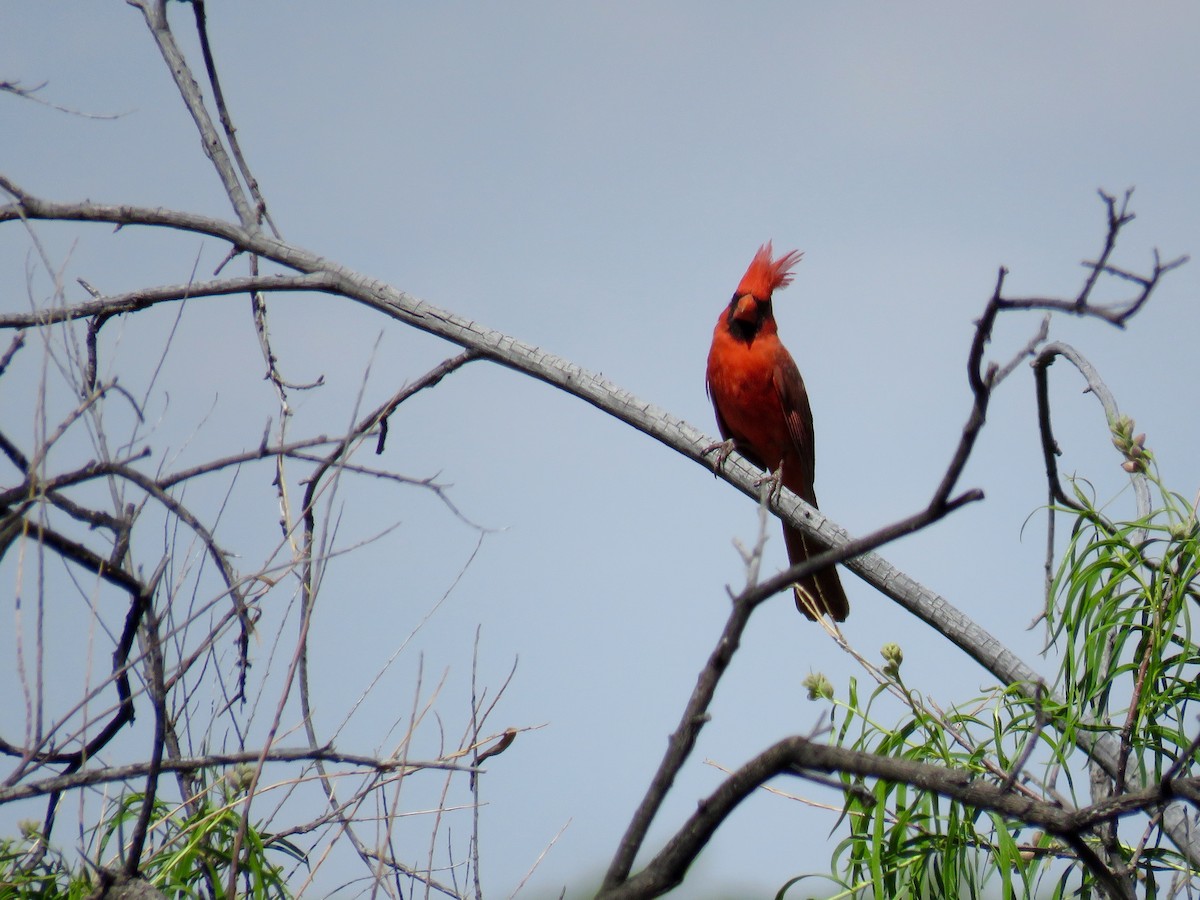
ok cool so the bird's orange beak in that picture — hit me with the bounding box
[731,294,759,324]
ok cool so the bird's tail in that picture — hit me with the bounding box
[784,525,850,622]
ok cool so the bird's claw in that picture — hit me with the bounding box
[754,468,784,503]
[702,439,737,474]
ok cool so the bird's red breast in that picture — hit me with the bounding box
[705,242,849,621]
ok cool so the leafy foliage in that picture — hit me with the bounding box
[1048,478,1200,787]
[0,774,300,899]
[783,466,1200,899]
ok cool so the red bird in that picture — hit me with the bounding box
[705,243,849,621]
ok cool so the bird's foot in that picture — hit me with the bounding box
[701,439,737,474]
[754,467,784,504]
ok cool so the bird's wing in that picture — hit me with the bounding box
[772,349,817,493]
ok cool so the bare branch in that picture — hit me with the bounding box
[189,0,280,237]
[996,190,1188,327]
[295,350,482,888]
[0,272,339,328]
[125,0,257,228]
[602,733,1173,899]
[0,515,143,596]
[123,559,169,877]
[0,330,24,376]
[601,482,982,889]
[0,79,126,119]
[0,747,474,805]
[1032,341,1152,517]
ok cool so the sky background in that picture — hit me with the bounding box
[3,2,1200,897]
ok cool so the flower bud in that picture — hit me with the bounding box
[18,819,40,840]
[1109,415,1150,473]
[1110,414,1133,449]
[881,642,904,677]
[229,763,256,795]
[803,672,834,701]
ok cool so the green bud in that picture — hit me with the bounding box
[881,642,904,676]
[1109,415,1150,473]
[17,819,40,841]
[229,763,256,795]
[1110,414,1133,442]
[1169,521,1194,541]
[803,672,834,702]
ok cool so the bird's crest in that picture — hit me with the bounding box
[735,242,804,299]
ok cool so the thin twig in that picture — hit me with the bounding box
[600,485,981,890]
[126,0,257,228]
[0,79,127,119]
[123,559,169,877]
[189,0,280,237]
[0,272,340,328]
[0,330,25,376]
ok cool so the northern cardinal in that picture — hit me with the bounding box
[705,243,849,621]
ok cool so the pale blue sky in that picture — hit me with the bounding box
[3,3,1200,896]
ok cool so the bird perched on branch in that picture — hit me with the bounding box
[705,243,849,621]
